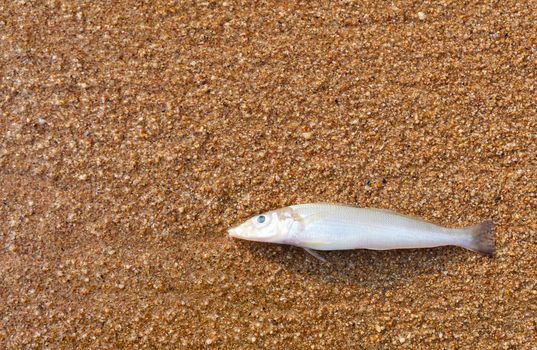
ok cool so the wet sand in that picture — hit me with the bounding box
[1,1,536,349]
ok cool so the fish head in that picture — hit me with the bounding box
[228,207,299,243]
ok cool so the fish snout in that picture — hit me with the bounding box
[228,226,240,238]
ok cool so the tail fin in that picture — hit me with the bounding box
[465,220,495,256]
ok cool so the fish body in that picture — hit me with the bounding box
[228,203,494,256]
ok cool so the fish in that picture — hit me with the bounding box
[228,203,495,261]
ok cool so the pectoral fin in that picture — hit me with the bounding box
[303,248,327,263]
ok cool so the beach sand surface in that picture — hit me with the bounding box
[1,1,536,349]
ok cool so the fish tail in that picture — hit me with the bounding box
[462,220,495,256]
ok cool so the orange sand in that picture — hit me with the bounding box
[1,1,536,349]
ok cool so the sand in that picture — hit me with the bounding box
[1,1,536,349]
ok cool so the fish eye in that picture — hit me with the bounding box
[257,215,266,224]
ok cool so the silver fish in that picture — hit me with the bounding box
[228,203,495,260]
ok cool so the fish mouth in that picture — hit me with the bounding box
[228,227,240,238]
